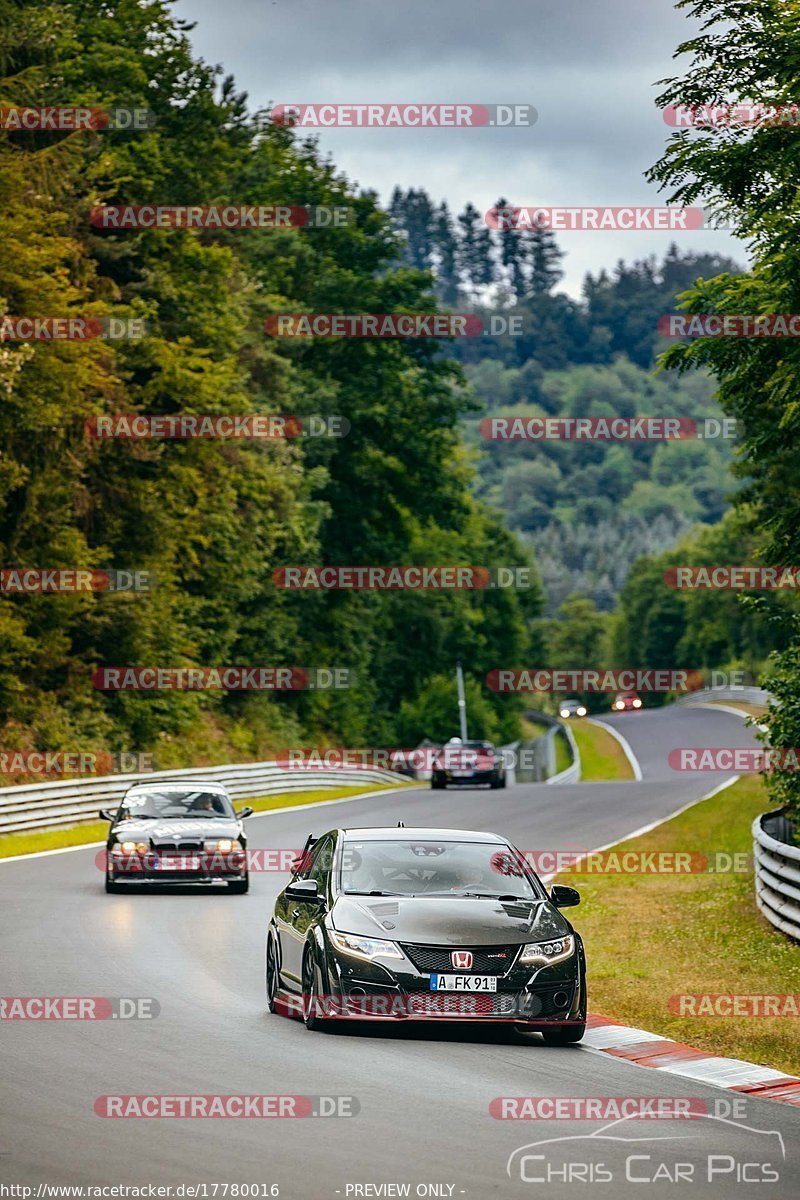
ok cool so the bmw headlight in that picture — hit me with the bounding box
[519,935,575,966]
[329,931,403,961]
[204,838,240,852]
[113,839,148,855]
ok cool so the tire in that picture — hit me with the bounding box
[431,776,444,790]
[228,874,249,893]
[266,932,280,1014]
[541,1023,586,1045]
[302,949,331,1032]
[105,876,123,894]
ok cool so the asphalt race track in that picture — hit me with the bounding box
[2,703,797,1198]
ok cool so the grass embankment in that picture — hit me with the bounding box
[560,775,800,1075]
[0,781,410,859]
[571,719,635,782]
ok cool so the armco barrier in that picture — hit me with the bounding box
[675,686,769,705]
[0,762,405,836]
[753,810,800,942]
[518,712,581,784]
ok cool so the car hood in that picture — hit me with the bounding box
[111,818,240,842]
[330,895,570,945]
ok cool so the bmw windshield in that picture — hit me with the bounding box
[117,791,236,820]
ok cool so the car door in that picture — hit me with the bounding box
[278,833,334,986]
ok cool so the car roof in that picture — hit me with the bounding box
[123,780,230,794]
[339,826,508,843]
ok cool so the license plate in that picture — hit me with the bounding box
[430,974,497,992]
[450,770,472,778]
[156,855,199,871]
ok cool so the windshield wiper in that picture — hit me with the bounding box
[423,891,531,900]
[178,813,229,818]
[343,890,405,897]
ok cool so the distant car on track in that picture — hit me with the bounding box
[101,780,253,893]
[430,739,507,789]
[266,825,586,1042]
[558,699,587,719]
[612,691,642,712]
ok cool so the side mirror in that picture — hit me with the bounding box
[99,809,115,822]
[285,878,323,903]
[236,806,254,819]
[550,884,580,908]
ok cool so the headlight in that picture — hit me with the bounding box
[615,700,624,710]
[577,706,587,717]
[559,709,570,718]
[519,935,575,966]
[204,838,240,852]
[632,698,642,708]
[329,931,403,961]
[116,840,148,854]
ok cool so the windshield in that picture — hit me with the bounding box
[339,839,541,899]
[117,790,235,820]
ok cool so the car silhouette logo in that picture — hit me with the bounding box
[451,951,473,969]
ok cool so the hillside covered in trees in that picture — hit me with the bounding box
[389,189,744,613]
[0,0,539,767]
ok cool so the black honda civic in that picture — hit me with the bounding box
[266,826,586,1042]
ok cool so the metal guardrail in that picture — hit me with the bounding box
[753,810,800,942]
[675,686,769,705]
[546,721,581,785]
[517,712,581,784]
[0,762,405,835]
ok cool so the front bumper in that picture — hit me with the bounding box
[433,770,501,786]
[107,850,247,885]
[311,944,584,1025]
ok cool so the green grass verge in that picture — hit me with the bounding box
[0,780,412,859]
[559,775,800,1076]
[571,719,634,782]
[553,729,572,775]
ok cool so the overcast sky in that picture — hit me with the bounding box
[173,0,744,295]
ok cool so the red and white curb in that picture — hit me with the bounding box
[584,1012,800,1108]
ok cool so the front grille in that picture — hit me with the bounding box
[153,842,203,852]
[407,993,519,1017]
[400,943,520,975]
